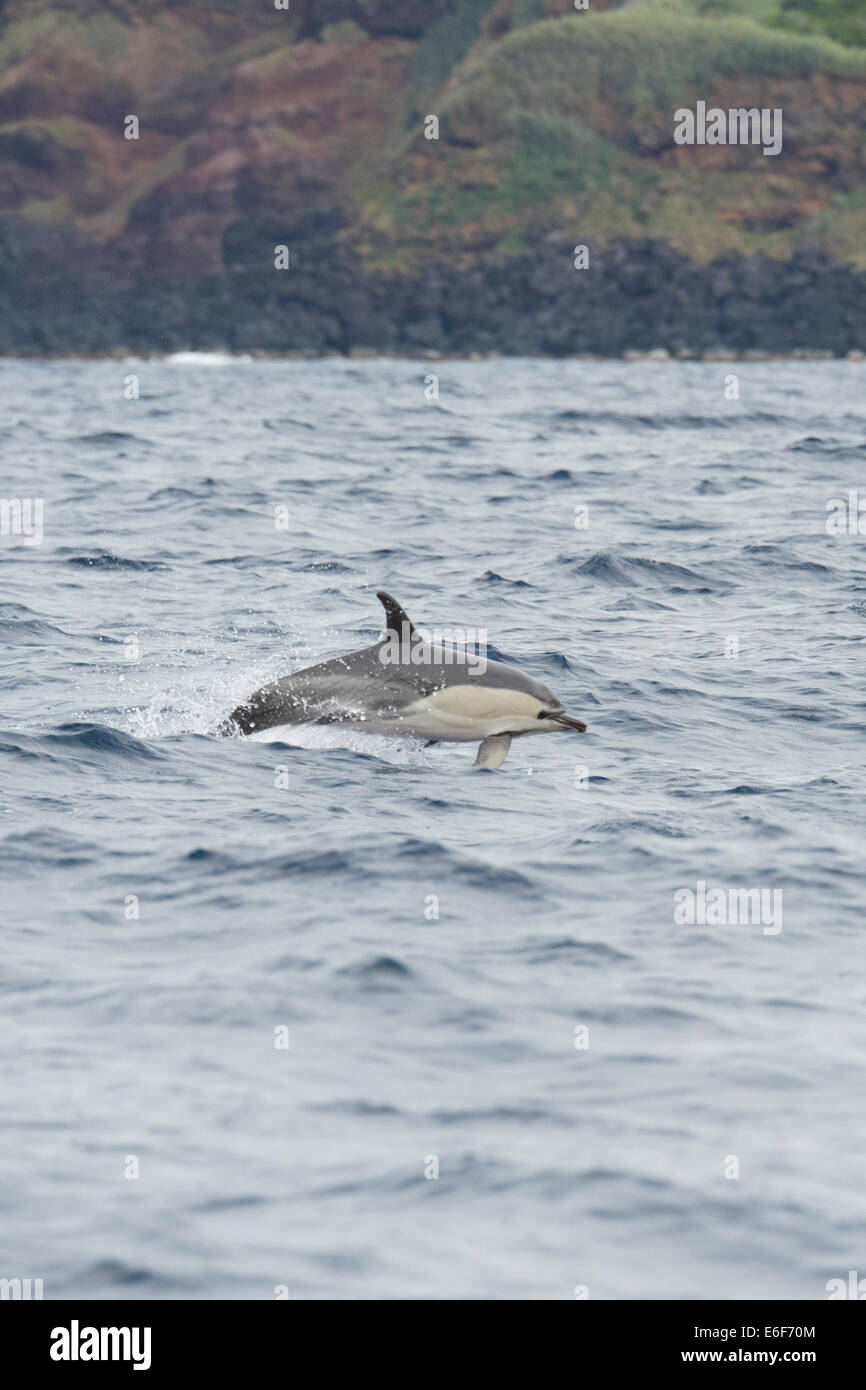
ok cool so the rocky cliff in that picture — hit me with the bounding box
[1,0,865,354]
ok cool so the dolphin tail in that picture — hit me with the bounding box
[473,734,512,769]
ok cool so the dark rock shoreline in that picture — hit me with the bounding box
[2,224,865,359]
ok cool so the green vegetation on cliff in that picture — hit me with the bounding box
[0,0,865,281]
[367,6,866,269]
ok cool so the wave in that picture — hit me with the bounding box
[569,551,727,590]
[64,551,167,570]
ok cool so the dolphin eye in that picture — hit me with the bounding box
[537,710,551,719]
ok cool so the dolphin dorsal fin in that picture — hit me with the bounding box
[376,590,417,641]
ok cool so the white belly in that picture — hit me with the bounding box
[397,684,549,741]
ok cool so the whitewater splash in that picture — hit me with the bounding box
[118,670,431,766]
[165,351,256,366]
[118,660,272,742]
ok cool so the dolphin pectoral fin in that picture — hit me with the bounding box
[473,734,512,769]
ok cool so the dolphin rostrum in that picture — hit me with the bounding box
[219,591,586,767]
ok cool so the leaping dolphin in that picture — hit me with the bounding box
[219,591,586,767]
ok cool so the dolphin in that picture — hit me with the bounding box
[219,591,586,767]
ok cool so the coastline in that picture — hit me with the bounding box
[3,348,864,362]
[2,236,866,361]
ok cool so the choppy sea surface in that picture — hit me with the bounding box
[1,356,865,1300]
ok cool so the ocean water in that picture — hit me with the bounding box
[2,356,865,1301]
